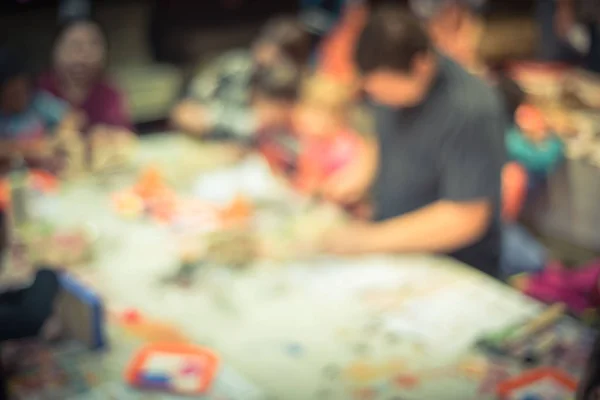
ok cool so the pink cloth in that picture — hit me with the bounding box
[301,130,361,177]
[37,72,132,133]
[522,261,600,314]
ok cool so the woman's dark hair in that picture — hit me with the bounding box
[256,16,312,67]
[251,60,302,103]
[355,5,431,74]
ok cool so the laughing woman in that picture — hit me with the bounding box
[38,18,133,137]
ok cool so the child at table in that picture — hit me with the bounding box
[251,60,303,178]
[293,73,365,195]
[507,103,565,183]
[0,49,80,161]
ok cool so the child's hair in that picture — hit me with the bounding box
[300,73,357,116]
[255,16,312,67]
[0,48,28,91]
[495,73,526,120]
[251,60,302,103]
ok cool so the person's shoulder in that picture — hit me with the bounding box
[442,57,504,121]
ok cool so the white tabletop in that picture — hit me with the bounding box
[35,134,549,400]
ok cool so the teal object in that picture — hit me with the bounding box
[506,126,564,175]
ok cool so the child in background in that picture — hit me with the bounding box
[251,61,303,178]
[293,74,364,195]
[172,17,311,141]
[507,103,564,183]
[0,49,75,160]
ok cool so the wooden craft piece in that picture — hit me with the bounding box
[52,127,86,180]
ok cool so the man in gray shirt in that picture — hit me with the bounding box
[323,6,506,277]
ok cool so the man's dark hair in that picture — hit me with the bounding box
[251,60,302,103]
[355,5,431,74]
[256,16,312,67]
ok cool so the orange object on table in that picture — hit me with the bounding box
[496,367,577,399]
[29,169,59,193]
[501,162,528,222]
[134,166,169,200]
[220,194,252,226]
[125,343,219,395]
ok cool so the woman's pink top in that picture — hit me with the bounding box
[38,72,132,133]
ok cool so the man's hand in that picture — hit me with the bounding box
[321,222,377,256]
[170,100,209,136]
[321,165,369,205]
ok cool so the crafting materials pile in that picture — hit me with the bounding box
[25,226,94,268]
[204,229,258,268]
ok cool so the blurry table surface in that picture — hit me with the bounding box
[33,133,591,400]
[524,158,600,253]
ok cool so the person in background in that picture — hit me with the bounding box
[170,16,312,142]
[322,6,505,277]
[537,0,600,73]
[0,48,78,161]
[38,18,133,137]
[409,0,488,75]
[317,0,369,83]
[411,1,551,279]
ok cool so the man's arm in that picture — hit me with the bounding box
[359,199,492,254]
[324,101,504,256]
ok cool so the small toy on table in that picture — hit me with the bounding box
[476,304,565,364]
[125,343,219,395]
[162,240,206,287]
[112,166,178,223]
[506,104,564,179]
[293,73,364,195]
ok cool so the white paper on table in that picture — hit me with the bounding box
[192,156,293,204]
